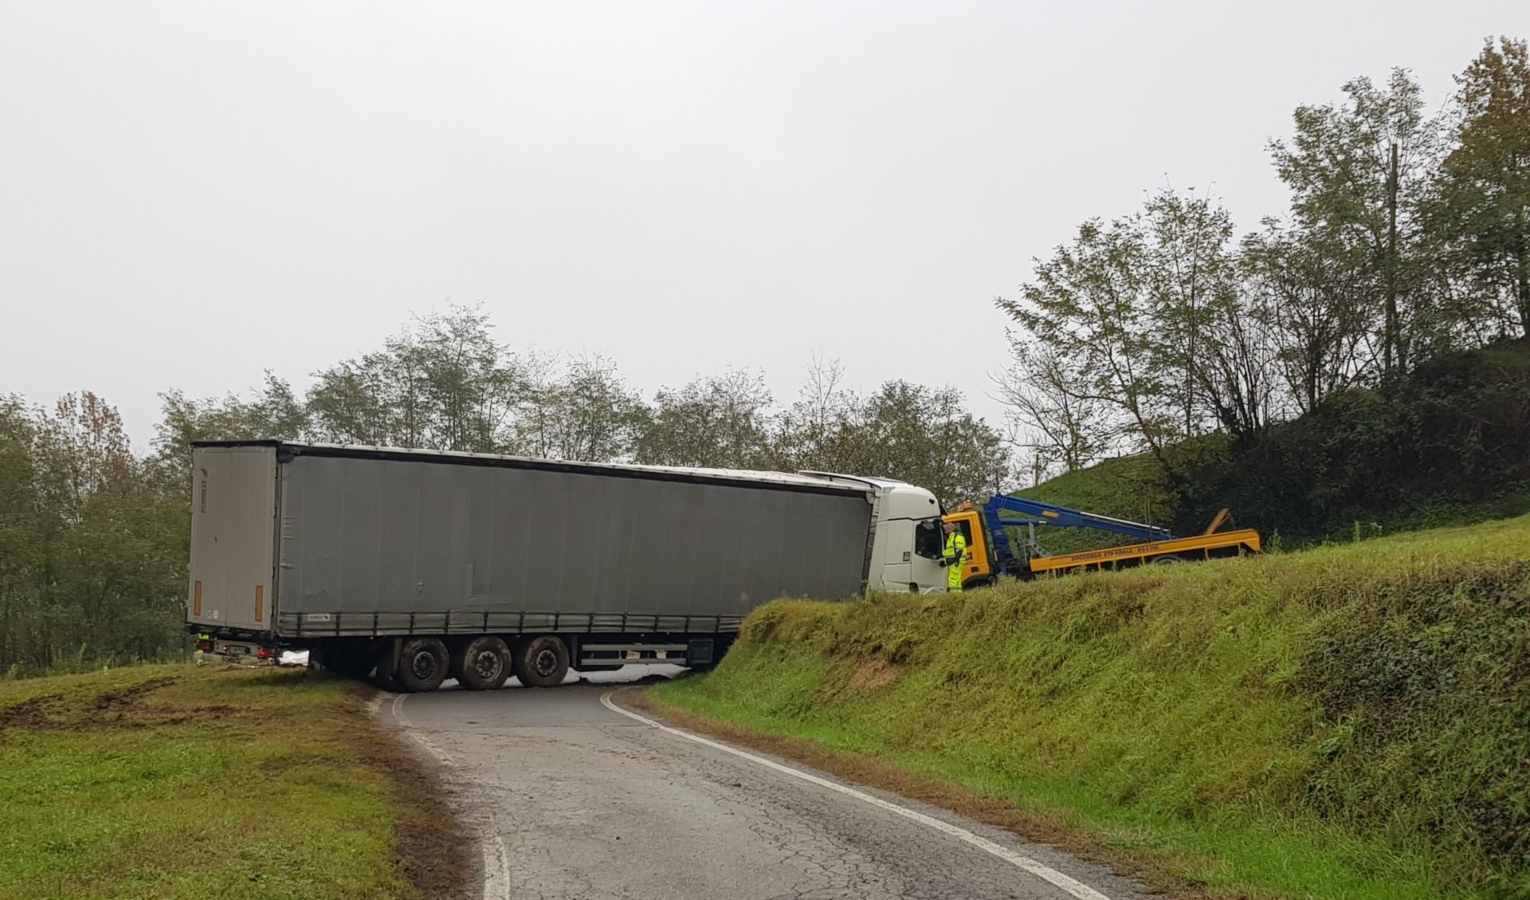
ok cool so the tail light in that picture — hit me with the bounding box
[256,646,277,660]
[196,639,213,652]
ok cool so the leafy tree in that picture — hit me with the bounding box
[0,397,43,671]
[151,371,306,480]
[635,370,774,469]
[1,394,186,673]
[307,305,526,452]
[998,217,1176,463]
[825,381,1008,507]
[1269,68,1447,374]
[1431,37,1530,338]
[998,193,1254,467]
[769,354,861,471]
[515,355,650,462]
[1241,220,1376,414]
[1143,189,1242,435]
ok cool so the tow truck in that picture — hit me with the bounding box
[941,496,1261,588]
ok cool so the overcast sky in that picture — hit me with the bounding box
[1,1,1522,452]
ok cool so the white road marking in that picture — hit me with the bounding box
[601,692,1116,900]
[387,693,513,900]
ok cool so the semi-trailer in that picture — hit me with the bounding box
[186,441,948,691]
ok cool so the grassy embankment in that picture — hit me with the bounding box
[652,513,1530,900]
[0,665,468,900]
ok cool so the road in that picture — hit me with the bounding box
[383,669,1156,900]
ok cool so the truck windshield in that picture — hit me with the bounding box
[914,519,943,559]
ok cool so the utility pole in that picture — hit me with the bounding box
[1385,142,1402,375]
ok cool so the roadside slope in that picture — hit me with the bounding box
[0,664,470,900]
[654,514,1530,900]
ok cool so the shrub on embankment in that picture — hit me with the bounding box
[657,514,1530,899]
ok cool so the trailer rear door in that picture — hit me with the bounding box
[188,445,277,633]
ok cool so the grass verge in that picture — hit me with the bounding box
[653,513,1530,900]
[0,664,472,900]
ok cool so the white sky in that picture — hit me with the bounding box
[1,1,1522,452]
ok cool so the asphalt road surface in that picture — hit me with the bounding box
[382,668,1156,900]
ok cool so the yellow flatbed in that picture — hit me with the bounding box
[1028,528,1262,575]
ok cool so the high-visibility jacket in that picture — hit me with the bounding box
[944,531,967,592]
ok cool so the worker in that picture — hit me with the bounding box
[940,520,967,593]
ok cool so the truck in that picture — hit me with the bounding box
[942,495,1262,588]
[186,440,948,691]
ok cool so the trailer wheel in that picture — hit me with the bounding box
[396,638,450,692]
[457,636,511,691]
[513,636,569,688]
[1151,554,1186,565]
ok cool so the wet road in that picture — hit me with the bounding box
[381,670,1155,900]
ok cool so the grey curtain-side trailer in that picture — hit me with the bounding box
[186,441,944,691]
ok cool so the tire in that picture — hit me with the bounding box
[1151,554,1186,565]
[457,636,511,691]
[513,635,569,688]
[396,637,450,693]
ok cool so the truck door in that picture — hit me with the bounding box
[910,517,945,591]
[879,517,913,588]
[188,446,278,634]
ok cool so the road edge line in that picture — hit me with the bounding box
[599,691,1114,900]
[385,692,513,900]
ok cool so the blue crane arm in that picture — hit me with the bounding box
[980,495,1173,567]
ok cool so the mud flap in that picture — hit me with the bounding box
[375,636,403,689]
[686,638,715,668]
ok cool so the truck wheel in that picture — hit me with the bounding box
[396,638,450,692]
[457,636,511,691]
[513,636,569,688]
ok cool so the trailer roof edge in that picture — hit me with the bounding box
[191,440,872,498]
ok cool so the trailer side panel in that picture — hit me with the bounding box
[275,453,870,636]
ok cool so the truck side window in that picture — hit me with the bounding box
[914,519,942,559]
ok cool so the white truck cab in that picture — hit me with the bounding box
[800,472,947,593]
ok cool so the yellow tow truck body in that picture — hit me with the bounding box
[943,500,1260,586]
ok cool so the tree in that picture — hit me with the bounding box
[2,393,186,673]
[1143,189,1242,436]
[515,355,649,462]
[1269,68,1447,374]
[994,342,1116,474]
[1241,220,1375,415]
[307,305,526,452]
[1196,277,1280,438]
[826,381,1008,507]
[635,370,774,469]
[1431,37,1530,338]
[998,216,1186,467]
[150,372,306,481]
[769,354,861,471]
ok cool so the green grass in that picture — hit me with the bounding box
[655,513,1530,900]
[1016,452,1168,522]
[0,665,415,900]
